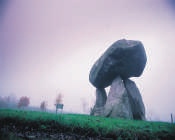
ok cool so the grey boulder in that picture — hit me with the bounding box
[94,88,107,108]
[90,88,107,116]
[103,76,133,119]
[124,79,146,120]
[89,39,147,88]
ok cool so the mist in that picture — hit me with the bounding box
[1,0,175,121]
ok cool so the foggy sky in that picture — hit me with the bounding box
[1,0,175,121]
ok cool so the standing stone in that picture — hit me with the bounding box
[89,39,147,88]
[94,88,107,107]
[90,88,107,116]
[124,79,146,120]
[103,76,133,119]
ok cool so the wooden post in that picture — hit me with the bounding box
[171,113,173,123]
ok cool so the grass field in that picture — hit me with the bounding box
[0,109,175,139]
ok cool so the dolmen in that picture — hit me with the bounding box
[89,39,147,120]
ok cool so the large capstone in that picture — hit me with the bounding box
[89,39,147,88]
[124,79,146,120]
[103,76,133,119]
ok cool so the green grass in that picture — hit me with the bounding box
[0,109,175,139]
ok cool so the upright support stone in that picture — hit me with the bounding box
[103,76,133,119]
[124,79,146,120]
[95,88,107,107]
[90,88,107,116]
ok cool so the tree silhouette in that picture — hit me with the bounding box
[55,93,63,114]
[18,96,30,108]
[0,95,17,108]
[55,93,63,104]
[40,101,47,112]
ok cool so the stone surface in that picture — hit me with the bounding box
[94,88,107,108]
[90,107,104,116]
[103,76,133,119]
[124,79,146,120]
[89,39,147,88]
[90,88,107,116]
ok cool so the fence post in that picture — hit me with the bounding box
[171,113,173,123]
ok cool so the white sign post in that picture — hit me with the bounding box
[55,103,64,114]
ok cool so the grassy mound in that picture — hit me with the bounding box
[0,109,175,139]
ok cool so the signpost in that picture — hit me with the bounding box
[55,103,64,114]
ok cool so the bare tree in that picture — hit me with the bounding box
[0,96,7,108]
[81,98,90,114]
[55,93,63,104]
[0,95,17,108]
[40,101,47,112]
[18,96,30,108]
[55,93,63,114]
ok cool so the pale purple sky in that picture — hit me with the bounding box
[1,0,175,121]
